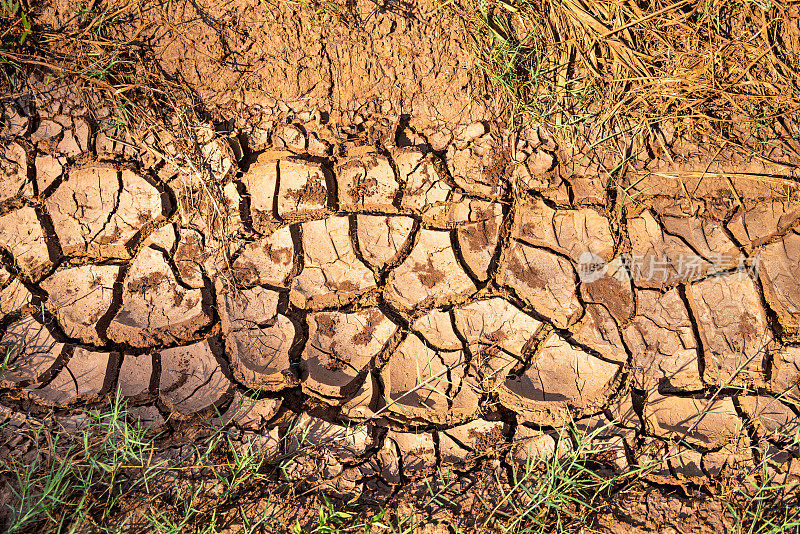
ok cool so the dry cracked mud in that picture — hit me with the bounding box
[2,78,800,518]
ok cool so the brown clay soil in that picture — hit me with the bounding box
[2,0,800,532]
[37,0,497,121]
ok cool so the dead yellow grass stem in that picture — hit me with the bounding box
[465,0,800,162]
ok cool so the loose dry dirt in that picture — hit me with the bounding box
[2,0,800,531]
[38,0,496,122]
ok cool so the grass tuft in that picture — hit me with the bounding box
[2,393,800,533]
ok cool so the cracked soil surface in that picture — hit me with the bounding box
[3,0,800,529]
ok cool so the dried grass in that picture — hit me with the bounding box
[0,1,208,130]
[463,0,800,161]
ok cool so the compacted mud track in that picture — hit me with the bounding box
[2,71,800,530]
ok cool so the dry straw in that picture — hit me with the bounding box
[465,0,800,160]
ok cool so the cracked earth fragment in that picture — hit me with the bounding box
[117,353,153,398]
[727,201,800,249]
[622,288,703,392]
[290,216,375,308]
[277,159,330,219]
[363,436,401,485]
[216,281,281,331]
[336,154,399,212]
[446,142,503,198]
[702,443,754,479]
[453,297,543,358]
[386,430,437,478]
[496,333,620,426]
[355,215,415,270]
[41,265,121,345]
[232,226,295,287]
[669,448,705,483]
[340,372,381,421]
[627,210,733,286]
[224,315,297,391]
[284,414,373,461]
[46,166,166,258]
[381,333,478,424]
[107,247,211,347]
[0,266,32,319]
[455,201,503,280]
[439,419,506,468]
[213,391,282,430]
[28,347,114,407]
[158,339,231,416]
[0,316,64,386]
[768,346,800,401]
[579,257,635,324]
[0,206,55,281]
[241,155,277,232]
[574,414,635,472]
[759,229,800,339]
[302,308,396,400]
[512,198,615,263]
[143,223,176,251]
[659,215,739,263]
[384,228,476,310]
[0,142,31,202]
[419,197,500,230]
[498,240,582,328]
[738,395,800,444]
[569,303,628,365]
[35,154,63,193]
[509,426,557,465]
[644,391,742,449]
[174,228,206,288]
[411,309,463,351]
[393,149,451,212]
[686,273,770,386]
